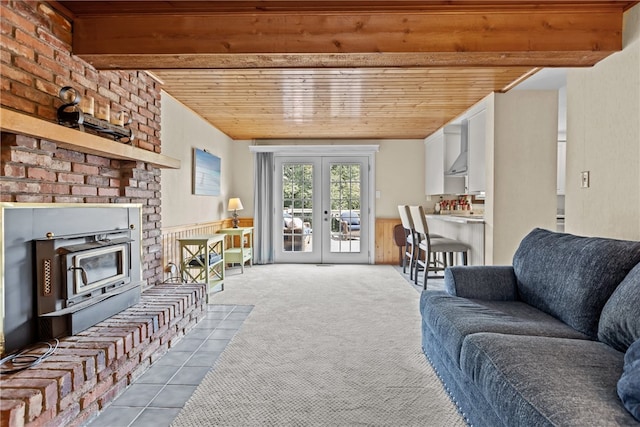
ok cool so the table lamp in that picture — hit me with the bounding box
[228,197,244,228]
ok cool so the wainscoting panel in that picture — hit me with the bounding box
[161,217,400,277]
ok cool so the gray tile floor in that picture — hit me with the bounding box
[86,304,253,427]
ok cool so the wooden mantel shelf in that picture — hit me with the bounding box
[0,107,180,169]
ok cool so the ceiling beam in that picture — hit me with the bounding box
[71,7,625,69]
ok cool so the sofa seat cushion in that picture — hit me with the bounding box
[460,333,638,426]
[420,291,589,367]
[513,228,640,339]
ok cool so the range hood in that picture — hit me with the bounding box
[445,119,468,176]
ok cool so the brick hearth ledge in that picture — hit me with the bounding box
[0,283,207,427]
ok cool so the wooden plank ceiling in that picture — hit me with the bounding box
[53,1,635,140]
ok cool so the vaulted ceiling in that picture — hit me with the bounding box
[52,1,636,140]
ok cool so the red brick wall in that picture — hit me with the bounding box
[0,1,164,286]
[0,283,208,427]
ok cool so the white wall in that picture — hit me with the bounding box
[160,95,426,226]
[160,91,237,227]
[565,3,640,240]
[485,91,559,265]
[374,139,426,217]
[229,140,255,215]
[246,139,426,218]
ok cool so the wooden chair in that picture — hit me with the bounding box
[409,205,470,290]
[393,224,406,267]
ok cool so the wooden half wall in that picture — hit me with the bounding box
[161,217,401,275]
[375,218,403,266]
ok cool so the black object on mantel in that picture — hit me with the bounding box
[56,86,134,144]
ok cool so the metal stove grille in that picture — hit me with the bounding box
[43,259,52,295]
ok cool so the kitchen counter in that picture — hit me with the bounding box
[426,214,485,224]
[426,214,485,265]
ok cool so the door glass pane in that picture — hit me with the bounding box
[281,163,313,252]
[329,163,361,253]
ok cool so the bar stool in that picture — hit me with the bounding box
[398,205,418,280]
[409,205,470,290]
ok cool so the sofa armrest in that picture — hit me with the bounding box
[444,266,518,300]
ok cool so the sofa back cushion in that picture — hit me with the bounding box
[513,228,640,338]
[599,263,640,352]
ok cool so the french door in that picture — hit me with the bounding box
[274,156,370,264]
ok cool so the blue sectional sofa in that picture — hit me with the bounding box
[420,228,640,426]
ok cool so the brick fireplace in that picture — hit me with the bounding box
[0,282,208,427]
[1,0,165,285]
[0,2,199,426]
[0,201,208,426]
[1,0,169,349]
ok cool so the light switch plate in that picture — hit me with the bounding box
[581,171,590,188]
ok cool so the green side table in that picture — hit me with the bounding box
[178,234,225,298]
[217,227,253,273]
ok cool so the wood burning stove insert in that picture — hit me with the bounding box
[0,204,144,355]
[35,229,142,339]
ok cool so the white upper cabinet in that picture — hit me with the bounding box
[425,125,465,195]
[466,108,487,194]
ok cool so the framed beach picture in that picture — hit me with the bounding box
[193,148,221,196]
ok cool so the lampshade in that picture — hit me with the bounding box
[228,197,244,211]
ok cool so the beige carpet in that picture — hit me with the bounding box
[171,264,465,427]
